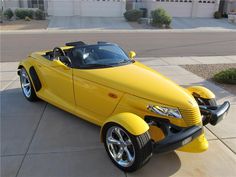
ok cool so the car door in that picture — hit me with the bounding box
[35,57,75,112]
[72,69,124,125]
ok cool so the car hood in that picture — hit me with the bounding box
[76,62,197,109]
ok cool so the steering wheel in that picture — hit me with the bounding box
[53,47,66,59]
[53,47,72,66]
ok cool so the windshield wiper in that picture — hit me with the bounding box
[80,63,114,69]
[110,60,132,65]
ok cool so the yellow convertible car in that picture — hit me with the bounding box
[18,41,230,172]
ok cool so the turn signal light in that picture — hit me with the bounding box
[108,93,118,99]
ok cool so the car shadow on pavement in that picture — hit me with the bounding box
[128,152,181,177]
[2,88,181,176]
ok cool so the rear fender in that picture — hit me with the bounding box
[187,86,215,99]
[100,112,149,142]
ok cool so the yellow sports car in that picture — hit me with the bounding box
[18,41,230,172]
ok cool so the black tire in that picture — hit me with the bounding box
[103,123,153,172]
[204,98,217,107]
[195,96,217,107]
[198,98,217,125]
[20,67,38,102]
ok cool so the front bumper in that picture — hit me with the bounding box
[145,101,230,154]
[145,117,202,153]
[200,101,230,126]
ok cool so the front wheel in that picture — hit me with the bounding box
[20,67,38,102]
[103,124,153,172]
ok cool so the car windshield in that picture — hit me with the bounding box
[71,44,132,69]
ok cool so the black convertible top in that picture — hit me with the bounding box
[65,41,113,47]
[65,41,86,47]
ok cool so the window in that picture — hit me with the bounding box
[71,44,132,69]
[28,0,44,10]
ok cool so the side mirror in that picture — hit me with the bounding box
[129,51,136,59]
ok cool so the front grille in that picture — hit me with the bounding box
[180,107,201,126]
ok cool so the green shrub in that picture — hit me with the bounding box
[35,9,45,20]
[151,8,172,28]
[223,13,228,18]
[4,8,14,20]
[15,9,34,19]
[213,68,236,84]
[214,11,222,19]
[124,10,142,22]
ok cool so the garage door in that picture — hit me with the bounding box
[48,0,74,16]
[80,0,125,17]
[145,1,192,17]
[196,1,218,18]
[47,0,125,17]
[143,0,219,18]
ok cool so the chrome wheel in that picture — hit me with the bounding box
[106,126,135,168]
[20,69,31,98]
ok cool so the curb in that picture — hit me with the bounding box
[137,56,236,66]
[1,28,236,34]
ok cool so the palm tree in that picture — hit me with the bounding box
[1,0,4,23]
[219,0,226,15]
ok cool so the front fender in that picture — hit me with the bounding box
[18,58,42,92]
[18,59,32,73]
[187,86,215,99]
[101,112,149,142]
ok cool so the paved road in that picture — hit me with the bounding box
[171,18,236,29]
[1,60,236,177]
[1,31,236,62]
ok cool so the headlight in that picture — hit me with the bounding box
[147,105,182,118]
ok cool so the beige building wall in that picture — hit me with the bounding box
[227,0,236,12]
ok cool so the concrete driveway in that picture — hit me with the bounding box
[47,16,132,30]
[172,18,236,30]
[1,57,236,177]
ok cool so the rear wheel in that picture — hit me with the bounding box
[20,67,38,102]
[103,124,152,172]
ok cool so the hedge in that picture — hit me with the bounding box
[151,8,172,28]
[213,68,236,84]
[15,9,34,19]
[124,10,142,22]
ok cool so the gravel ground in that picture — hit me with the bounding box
[0,19,49,30]
[181,64,236,95]
[128,21,171,29]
